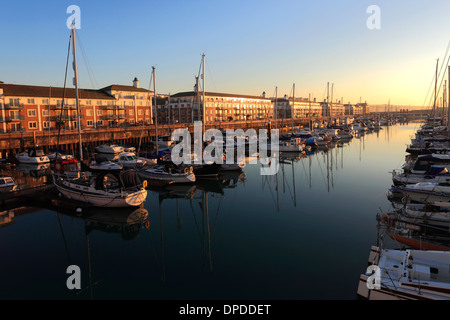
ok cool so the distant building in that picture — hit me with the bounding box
[275,96,322,119]
[165,91,273,125]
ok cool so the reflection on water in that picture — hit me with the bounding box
[0,122,423,299]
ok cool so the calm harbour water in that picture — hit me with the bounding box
[0,122,422,300]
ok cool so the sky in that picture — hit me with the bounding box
[1,0,450,108]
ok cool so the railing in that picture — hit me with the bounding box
[5,115,25,122]
[4,103,24,109]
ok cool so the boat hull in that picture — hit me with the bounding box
[55,180,147,207]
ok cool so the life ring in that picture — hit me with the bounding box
[184,167,189,174]
[142,180,147,188]
[144,220,150,229]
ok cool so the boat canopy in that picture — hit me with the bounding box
[94,170,142,191]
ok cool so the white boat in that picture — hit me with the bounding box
[0,176,17,192]
[275,138,303,152]
[89,160,123,172]
[117,152,146,169]
[16,148,50,164]
[95,144,124,154]
[403,202,450,228]
[357,246,450,300]
[54,25,148,208]
[398,181,450,203]
[54,170,147,208]
[46,149,74,161]
[137,166,195,184]
[392,166,450,185]
[155,136,174,148]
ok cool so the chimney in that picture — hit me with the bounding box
[133,77,139,88]
[262,91,266,98]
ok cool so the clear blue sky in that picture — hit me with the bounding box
[1,0,450,106]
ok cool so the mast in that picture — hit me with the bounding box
[448,66,450,136]
[330,83,334,126]
[153,66,158,155]
[309,93,311,129]
[202,54,206,137]
[71,23,83,161]
[292,84,295,133]
[326,82,329,125]
[274,86,277,130]
[433,59,439,120]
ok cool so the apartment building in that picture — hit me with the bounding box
[163,91,274,125]
[0,78,153,133]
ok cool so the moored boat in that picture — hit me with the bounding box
[16,147,50,164]
[54,169,147,208]
[357,246,450,300]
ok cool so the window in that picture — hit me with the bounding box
[28,121,37,129]
[43,121,50,129]
[9,98,20,106]
[97,101,103,106]
[129,109,134,116]
[42,99,49,105]
[87,120,93,126]
[42,109,49,117]
[86,109,93,117]
[97,110,103,116]
[28,109,36,117]
[145,109,150,115]
[27,98,35,104]
[138,109,143,115]
[85,100,91,106]
[97,120,103,126]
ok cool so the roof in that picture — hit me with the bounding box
[0,83,115,100]
[100,85,152,93]
[170,91,271,101]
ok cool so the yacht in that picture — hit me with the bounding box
[16,148,50,164]
[358,246,450,300]
[95,144,124,154]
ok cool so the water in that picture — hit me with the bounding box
[0,122,422,300]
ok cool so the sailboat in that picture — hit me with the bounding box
[53,24,147,208]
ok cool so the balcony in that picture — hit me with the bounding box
[4,103,24,109]
[5,115,25,122]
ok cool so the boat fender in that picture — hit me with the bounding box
[142,180,147,189]
[190,166,193,173]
